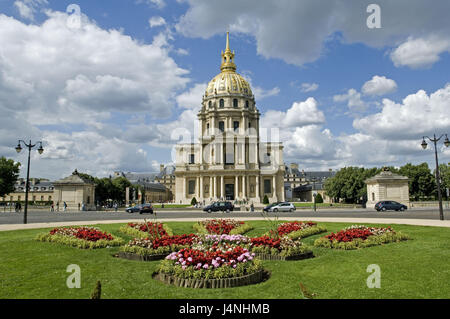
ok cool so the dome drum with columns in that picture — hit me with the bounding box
[174,32,285,205]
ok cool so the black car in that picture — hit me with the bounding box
[139,203,154,214]
[125,204,142,213]
[375,201,407,212]
[203,201,234,213]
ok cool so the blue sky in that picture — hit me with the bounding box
[0,0,449,179]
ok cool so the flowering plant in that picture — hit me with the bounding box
[192,234,251,252]
[265,221,327,240]
[36,226,123,249]
[121,234,197,257]
[198,219,244,234]
[157,246,262,279]
[118,221,173,239]
[314,225,409,249]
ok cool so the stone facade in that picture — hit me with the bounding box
[365,168,410,206]
[53,170,96,211]
[175,33,285,205]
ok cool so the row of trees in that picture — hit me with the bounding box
[324,163,450,204]
[78,173,132,204]
[0,157,21,198]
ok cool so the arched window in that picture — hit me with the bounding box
[208,101,212,108]
[233,99,238,108]
[245,100,249,108]
[219,99,224,108]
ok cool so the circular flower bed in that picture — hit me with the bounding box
[250,235,313,260]
[119,234,198,261]
[155,246,264,288]
[191,233,313,260]
[118,221,173,239]
[193,219,253,235]
[314,225,410,249]
[35,227,124,249]
[266,221,327,240]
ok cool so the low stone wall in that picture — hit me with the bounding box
[410,201,450,208]
[153,269,265,289]
[117,251,167,261]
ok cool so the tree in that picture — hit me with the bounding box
[315,193,323,203]
[437,163,450,200]
[0,157,21,197]
[398,163,436,201]
[324,167,380,204]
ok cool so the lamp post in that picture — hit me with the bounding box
[421,134,449,221]
[15,140,44,224]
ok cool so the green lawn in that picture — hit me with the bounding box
[0,221,449,299]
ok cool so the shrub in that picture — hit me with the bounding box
[191,197,198,206]
[263,195,269,204]
[315,193,323,203]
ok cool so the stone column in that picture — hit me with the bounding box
[235,175,239,199]
[182,177,186,203]
[242,175,246,198]
[272,175,277,201]
[199,176,203,200]
[213,176,217,199]
[255,175,260,201]
[221,176,225,200]
[209,176,213,200]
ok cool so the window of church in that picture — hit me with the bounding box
[264,180,271,194]
[245,100,249,108]
[233,121,239,132]
[208,101,212,108]
[219,121,224,132]
[233,99,238,108]
[189,154,195,164]
[188,180,195,194]
[219,99,224,108]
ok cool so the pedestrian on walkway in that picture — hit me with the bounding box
[56,202,59,212]
[50,203,54,212]
[63,202,67,212]
[114,202,118,212]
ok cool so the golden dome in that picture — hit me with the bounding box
[205,32,253,98]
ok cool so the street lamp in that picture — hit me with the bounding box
[15,140,44,224]
[421,134,449,221]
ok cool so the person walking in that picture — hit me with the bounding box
[114,202,118,212]
[63,201,67,212]
[56,201,59,212]
[50,203,54,212]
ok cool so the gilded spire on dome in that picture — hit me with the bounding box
[220,31,236,73]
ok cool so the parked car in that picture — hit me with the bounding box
[203,201,234,213]
[139,203,154,214]
[263,202,279,212]
[125,204,142,213]
[375,201,407,212]
[264,202,296,212]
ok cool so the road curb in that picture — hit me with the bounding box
[1,217,450,232]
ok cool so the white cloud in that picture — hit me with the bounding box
[0,12,190,124]
[261,97,325,130]
[136,0,166,9]
[390,35,450,69]
[0,11,192,179]
[362,76,397,96]
[149,16,166,28]
[14,0,47,20]
[253,86,280,100]
[176,83,207,110]
[176,0,450,67]
[333,89,367,113]
[353,84,450,140]
[300,82,319,93]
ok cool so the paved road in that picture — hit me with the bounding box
[0,207,449,224]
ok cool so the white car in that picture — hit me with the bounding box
[266,202,296,212]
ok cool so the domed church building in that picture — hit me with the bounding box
[174,33,285,205]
